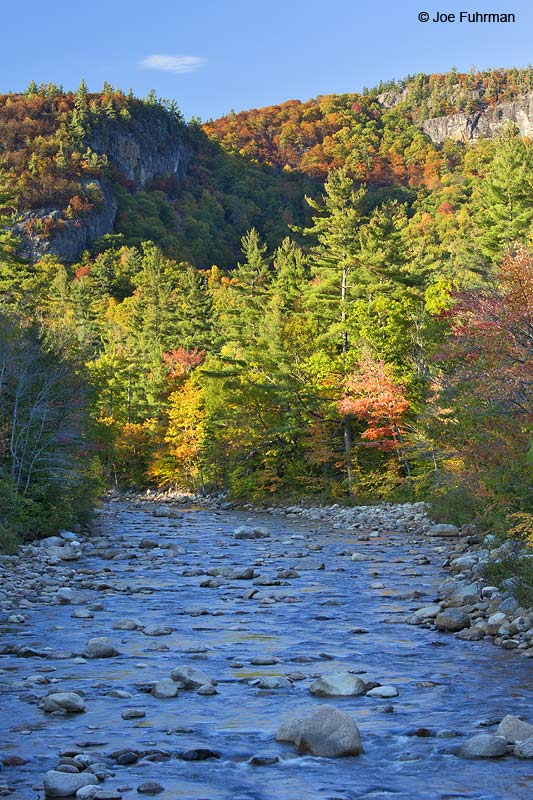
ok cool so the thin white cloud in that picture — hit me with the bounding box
[139,54,206,74]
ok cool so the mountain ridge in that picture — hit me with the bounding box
[3,69,533,264]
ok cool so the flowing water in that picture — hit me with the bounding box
[1,500,532,799]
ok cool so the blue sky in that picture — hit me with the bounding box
[2,1,531,120]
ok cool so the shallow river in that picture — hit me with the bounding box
[1,501,532,800]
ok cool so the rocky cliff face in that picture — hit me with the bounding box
[420,91,533,144]
[89,114,193,186]
[14,180,117,264]
[15,114,193,263]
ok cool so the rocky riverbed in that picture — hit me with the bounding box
[0,498,532,800]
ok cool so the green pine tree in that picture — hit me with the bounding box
[473,124,533,261]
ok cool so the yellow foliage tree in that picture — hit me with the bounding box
[149,379,207,490]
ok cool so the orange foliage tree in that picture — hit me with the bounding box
[338,357,412,487]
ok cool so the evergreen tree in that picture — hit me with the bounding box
[303,168,367,357]
[177,267,214,351]
[302,167,368,490]
[272,237,308,311]
[473,124,533,261]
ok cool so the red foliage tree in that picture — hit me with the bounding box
[162,346,205,380]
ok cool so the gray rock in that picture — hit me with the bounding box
[143,625,174,636]
[292,558,325,570]
[350,552,371,562]
[457,627,485,641]
[497,715,533,743]
[136,782,164,795]
[38,692,86,714]
[295,705,363,757]
[59,530,78,541]
[75,788,102,800]
[113,619,143,631]
[44,770,98,798]
[250,676,290,690]
[234,525,270,539]
[366,685,399,698]
[82,637,120,659]
[436,608,470,632]
[514,738,533,758]
[459,734,507,758]
[275,715,304,742]
[139,539,158,549]
[309,672,366,697]
[151,679,178,699]
[197,683,218,695]
[428,524,460,537]
[448,583,480,605]
[450,555,479,571]
[14,179,117,265]
[411,604,441,621]
[500,597,520,616]
[72,756,94,770]
[7,613,26,623]
[170,665,215,689]
[71,609,94,619]
[486,612,507,635]
[121,708,146,719]
[481,586,500,599]
[230,567,255,580]
[420,91,533,146]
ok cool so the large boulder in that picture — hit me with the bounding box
[497,714,533,743]
[38,692,86,714]
[44,770,98,798]
[436,608,470,632]
[459,734,507,759]
[295,705,363,757]
[82,637,120,659]
[309,672,366,697]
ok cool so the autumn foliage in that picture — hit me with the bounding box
[339,358,410,453]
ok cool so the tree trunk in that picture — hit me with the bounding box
[341,263,348,355]
[343,414,353,493]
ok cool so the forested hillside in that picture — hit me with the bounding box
[1,68,533,559]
